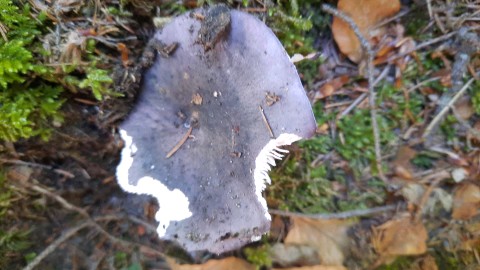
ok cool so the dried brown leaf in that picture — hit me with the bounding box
[168,257,255,270]
[452,183,480,220]
[372,214,428,257]
[284,217,353,266]
[332,0,401,62]
[273,266,348,270]
[411,255,439,270]
[314,75,349,101]
[454,96,475,120]
[392,146,416,180]
[270,243,321,267]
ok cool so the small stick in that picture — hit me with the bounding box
[0,159,74,178]
[30,185,88,216]
[269,204,398,220]
[22,215,166,270]
[426,0,433,19]
[377,31,458,65]
[406,76,440,93]
[166,126,193,158]
[339,65,390,118]
[422,77,475,139]
[373,8,410,29]
[259,105,274,138]
[322,4,386,181]
[23,182,168,270]
[414,177,443,223]
[22,221,92,270]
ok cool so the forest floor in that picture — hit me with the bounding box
[0,0,479,269]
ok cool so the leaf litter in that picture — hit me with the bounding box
[2,0,480,269]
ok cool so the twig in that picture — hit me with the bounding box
[377,31,458,65]
[322,4,386,181]
[166,126,193,158]
[373,8,410,29]
[23,182,168,270]
[22,215,123,270]
[422,77,475,139]
[339,65,390,118]
[23,220,92,270]
[426,0,433,19]
[22,215,167,270]
[406,76,440,93]
[259,105,274,138]
[269,205,398,220]
[0,159,74,178]
[127,215,158,233]
[27,183,129,247]
[414,177,443,223]
[29,184,89,216]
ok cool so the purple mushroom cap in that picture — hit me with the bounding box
[116,8,316,253]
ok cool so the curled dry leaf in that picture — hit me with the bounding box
[372,214,428,260]
[270,243,321,267]
[314,75,349,101]
[168,257,255,270]
[284,217,353,266]
[453,96,475,121]
[411,255,439,270]
[332,0,401,62]
[273,266,348,270]
[392,146,417,180]
[452,183,480,220]
[290,52,318,63]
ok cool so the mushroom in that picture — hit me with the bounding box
[116,6,316,253]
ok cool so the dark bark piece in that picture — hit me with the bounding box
[197,4,231,51]
[116,8,316,253]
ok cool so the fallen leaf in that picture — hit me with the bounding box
[270,243,321,267]
[372,214,428,259]
[168,257,255,270]
[273,266,347,270]
[291,52,318,63]
[314,75,349,101]
[452,183,480,220]
[332,0,401,62]
[284,217,353,266]
[453,96,475,120]
[411,255,439,270]
[392,146,417,180]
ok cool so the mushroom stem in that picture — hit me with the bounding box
[166,126,193,158]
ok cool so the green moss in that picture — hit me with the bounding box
[411,151,439,170]
[336,109,395,166]
[404,6,431,40]
[470,80,480,114]
[244,243,272,270]
[440,114,458,142]
[377,83,425,125]
[295,57,323,89]
[0,0,127,141]
[0,0,64,141]
[0,84,63,141]
[377,256,414,270]
[267,0,314,55]
[78,66,116,101]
